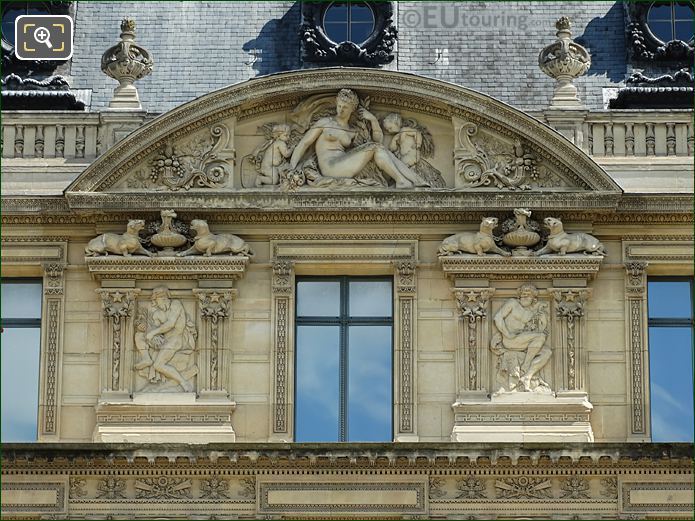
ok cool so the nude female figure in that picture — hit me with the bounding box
[289,89,427,188]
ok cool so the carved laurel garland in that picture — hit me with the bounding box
[395,261,417,435]
[271,260,293,436]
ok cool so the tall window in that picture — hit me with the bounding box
[295,277,392,442]
[1,280,42,442]
[647,277,694,442]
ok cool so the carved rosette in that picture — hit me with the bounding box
[395,261,417,438]
[624,260,648,437]
[97,289,140,394]
[549,288,591,391]
[194,289,235,393]
[453,288,495,393]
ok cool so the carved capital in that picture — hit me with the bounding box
[97,289,139,319]
[550,288,591,318]
[624,260,648,296]
[453,288,494,321]
[42,262,66,296]
[194,289,234,323]
[394,260,417,294]
[272,259,293,295]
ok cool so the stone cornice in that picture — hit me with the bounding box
[85,255,250,281]
[2,442,691,467]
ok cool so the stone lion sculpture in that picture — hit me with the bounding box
[176,219,254,257]
[534,217,605,256]
[438,217,510,256]
[85,219,152,257]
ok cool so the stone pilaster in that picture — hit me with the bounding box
[453,288,495,398]
[96,289,140,401]
[270,259,293,441]
[549,288,591,394]
[624,261,649,439]
[394,260,418,441]
[39,262,66,439]
[194,289,236,400]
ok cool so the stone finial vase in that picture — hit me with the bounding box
[151,210,187,256]
[101,18,154,110]
[538,17,591,108]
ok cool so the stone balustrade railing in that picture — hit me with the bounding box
[582,111,694,158]
[1,110,692,161]
[1,112,150,161]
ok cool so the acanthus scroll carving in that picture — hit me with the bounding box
[134,287,197,393]
[395,260,417,294]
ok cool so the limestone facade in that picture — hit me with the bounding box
[1,63,692,519]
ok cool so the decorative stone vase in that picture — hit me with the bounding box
[151,210,186,256]
[538,17,591,107]
[101,18,154,110]
[501,208,541,257]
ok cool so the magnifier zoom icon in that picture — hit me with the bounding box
[34,26,53,48]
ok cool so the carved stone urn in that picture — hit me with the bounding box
[501,208,541,257]
[150,210,187,256]
[538,17,591,107]
[101,18,154,110]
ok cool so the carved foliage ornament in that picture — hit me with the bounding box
[300,1,397,66]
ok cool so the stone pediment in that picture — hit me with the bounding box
[66,68,621,210]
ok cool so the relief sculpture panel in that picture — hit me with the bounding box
[134,287,197,393]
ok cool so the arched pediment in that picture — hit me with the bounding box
[66,68,621,210]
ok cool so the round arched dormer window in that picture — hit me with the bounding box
[647,1,694,44]
[300,1,396,66]
[323,2,375,45]
[1,1,50,46]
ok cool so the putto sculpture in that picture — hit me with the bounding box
[85,219,152,257]
[490,284,552,394]
[242,89,443,190]
[438,217,510,256]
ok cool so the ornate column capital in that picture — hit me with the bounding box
[549,288,591,318]
[394,260,417,295]
[271,259,293,295]
[96,288,140,319]
[42,262,66,296]
[453,288,495,320]
[624,260,648,296]
[194,289,235,322]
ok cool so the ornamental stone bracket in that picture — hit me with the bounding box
[440,254,601,443]
[268,237,418,442]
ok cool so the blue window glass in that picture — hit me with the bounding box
[1,2,50,46]
[1,279,42,442]
[323,1,375,45]
[647,2,694,43]
[647,278,694,442]
[295,277,393,442]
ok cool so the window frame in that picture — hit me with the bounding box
[322,1,376,45]
[646,275,694,442]
[1,277,44,443]
[294,275,394,442]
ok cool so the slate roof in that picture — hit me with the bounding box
[68,1,629,113]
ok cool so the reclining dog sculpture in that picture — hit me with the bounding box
[177,219,254,257]
[438,217,510,256]
[534,217,605,256]
[85,219,152,257]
